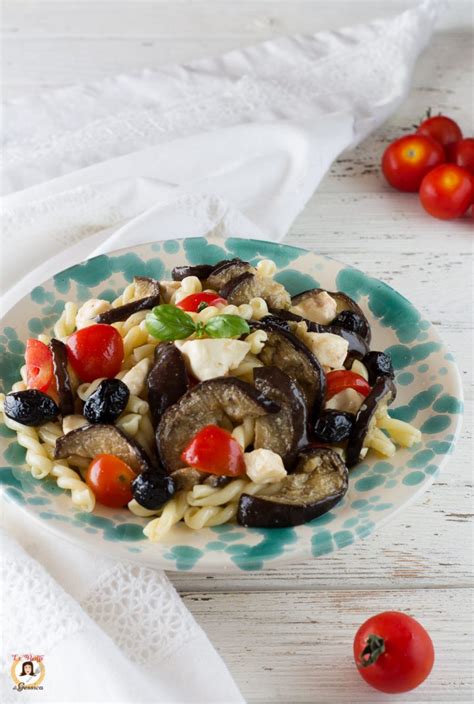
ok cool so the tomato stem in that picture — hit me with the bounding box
[358,634,385,668]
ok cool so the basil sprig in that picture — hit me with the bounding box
[146,305,250,341]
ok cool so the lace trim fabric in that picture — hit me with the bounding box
[81,563,200,666]
[2,1,438,193]
[1,533,87,655]
[1,532,201,672]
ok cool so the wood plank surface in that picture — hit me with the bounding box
[182,588,473,703]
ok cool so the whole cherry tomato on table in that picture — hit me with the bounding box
[417,113,463,156]
[86,454,135,508]
[181,424,246,477]
[176,292,227,312]
[381,134,445,192]
[325,370,371,400]
[66,324,124,382]
[354,611,435,693]
[419,164,473,220]
[25,338,53,392]
[450,138,474,179]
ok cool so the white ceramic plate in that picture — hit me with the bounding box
[0,237,463,571]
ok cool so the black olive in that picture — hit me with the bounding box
[132,471,175,510]
[3,390,59,426]
[363,351,395,385]
[83,379,130,424]
[313,410,354,443]
[332,310,370,339]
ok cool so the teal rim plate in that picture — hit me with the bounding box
[0,237,463,572]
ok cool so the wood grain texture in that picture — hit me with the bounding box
[182,588,473,703]
[2,2,473,702]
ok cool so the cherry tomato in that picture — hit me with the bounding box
[419,164,473,220]
[86,454,135,508]
[326,370,371,400]
[25,339,53,392]
[176,292,227,312]
[354,611,435,693]
[181,424,246,477]
[417,114,463,154]
[66,324,124,382]
[381,135,445,192]
[450,138,474,178]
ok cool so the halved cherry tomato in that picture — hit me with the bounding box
[176,292,227,312]
[419,164,473,220]
[66,324,124,382]
[181,424,246,477]
[417,114,462,155]
[86,454,135,508]
[381,134,445,192]
[354,611,435,693]
[326,370,371,400]
[25,339,53,392]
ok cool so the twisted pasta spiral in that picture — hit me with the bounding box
[53,301,77,339]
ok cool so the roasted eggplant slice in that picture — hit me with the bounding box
[50,338,74,416]
[54,424,151,473]
[172,263,219,282]
[267,310,368,362]
[147,343,189,428]
[266,309,322,332]
[237,448,348,528]
[291,288,371,343]
[253,367,308,467]
[157,377,279,473]
[134,276,161,298]
[169,468,231,490]
[95,294,160,324]
[252,320,326,418]
[3,390,59,426]
[346,377,397,467]
[221,272,291,309]
[206,259,252,291]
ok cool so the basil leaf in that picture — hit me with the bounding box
[146,305,196,341]
[204,315,250,339]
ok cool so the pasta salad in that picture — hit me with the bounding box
[0,256,421,541]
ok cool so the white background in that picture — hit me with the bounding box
[2,1,473,702]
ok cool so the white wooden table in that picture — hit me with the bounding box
[3,1,473,701]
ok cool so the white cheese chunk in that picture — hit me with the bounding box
[76,299,111,329]
[291,291,337,324]
[244,448,287,484]
[325,388,365,414]
[304,332,349,369]
[175,339,250,381]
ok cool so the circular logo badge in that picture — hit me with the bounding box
[10,656,45,690]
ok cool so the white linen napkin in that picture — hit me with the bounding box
[1,2,440,702]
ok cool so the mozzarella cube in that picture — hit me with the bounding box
[76,299,111,329]
[291,291,337,324]
[325,388,365,414]
[244,448,287,484]
[304,332,349,369]
[175,339,250,381]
